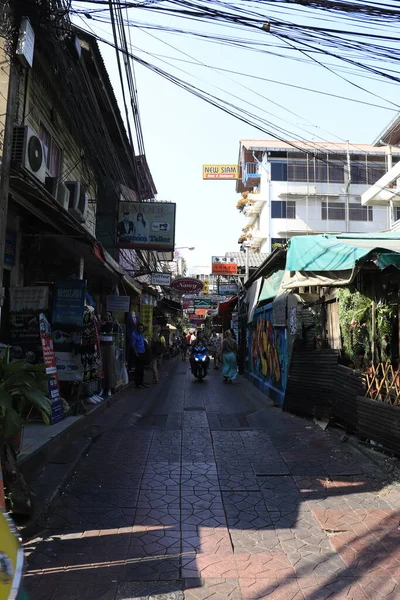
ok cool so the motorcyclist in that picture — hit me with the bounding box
[189,334,210,374]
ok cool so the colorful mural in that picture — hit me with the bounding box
[247,306,288,404]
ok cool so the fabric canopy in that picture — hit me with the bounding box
[286,235,373,272]
[258,270,285,303]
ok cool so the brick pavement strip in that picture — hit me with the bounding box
[23,363,400,600]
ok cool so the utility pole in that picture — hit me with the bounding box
[0,9,19,314]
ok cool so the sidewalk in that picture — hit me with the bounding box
[23,362,400,599]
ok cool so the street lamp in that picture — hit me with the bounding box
[175,246,195,251]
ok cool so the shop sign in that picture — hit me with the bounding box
[106,295,130,313]
[4,231,16,266]
[9,286,49,365]
[170,278,204,294]
[151,272,171,286]
[39,314,64,424]
[212,256,237,275]
[117,201,176,252]
[52,280,86,328]
[9,286,48,312]
[219,283,239,295]
[203,164,238,180]
[183,298,194,310]
[141,304,153,339]
[194,298,212,308]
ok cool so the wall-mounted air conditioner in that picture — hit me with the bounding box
[65,181,88,223]
[45,177,70,210]
[11,126,47,183]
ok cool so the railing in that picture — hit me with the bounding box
[243,162,261,186]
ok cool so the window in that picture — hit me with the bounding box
[351,161,386,185]
[271,200,296,219]
[271,237,287,248]
[322,202,373,221]
[395,207,400,221]
[321,202,345,220]
[271,162,287,181]
[349,204,373,222]
[39,123,62,178]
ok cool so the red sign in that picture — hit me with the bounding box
[183,299,194,309]
[170,278,204,294]
[39,314,64,424]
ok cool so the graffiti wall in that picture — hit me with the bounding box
[247,304,288,406]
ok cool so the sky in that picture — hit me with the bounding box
[72,2,400,271]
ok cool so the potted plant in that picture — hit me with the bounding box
[0,352,52,515]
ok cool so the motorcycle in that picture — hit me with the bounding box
[190,345,210,381]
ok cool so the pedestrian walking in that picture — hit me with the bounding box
[221,330,238,383]
[151,330,165,383]
[132,324,149,389]
[209,330,220,370]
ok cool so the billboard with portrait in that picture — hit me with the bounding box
[117,201,176,251]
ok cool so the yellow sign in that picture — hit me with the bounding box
[203,165,238,180]
[140,305,153,340]
[203,280,210,296]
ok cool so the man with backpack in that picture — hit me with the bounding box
[151,330,165,383]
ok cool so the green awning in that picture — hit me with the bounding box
[378,253,400,269]
[258,270,284,303]
[286,236,372,272]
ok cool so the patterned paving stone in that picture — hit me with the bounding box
[182,527,233,555]
[234,552,294,579]
[182,555,238,578]
[24,365,400,600]
[297,576,368,599]
[230,529,282,554]
[239,577,302,600]
[184,577,242,600]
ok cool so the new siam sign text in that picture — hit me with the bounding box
[170,277,204,294]
[202,164,238,180]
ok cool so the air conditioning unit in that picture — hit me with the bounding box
[45,177,70,210]
[65,181,88,223]
[12,126,47,183]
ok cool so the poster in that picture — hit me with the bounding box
[9,286,49,364]
[39,314,64,424]
[52,280,85,382]
[141,305,153,340]
[52,280,85,328]
[117,201,176,251]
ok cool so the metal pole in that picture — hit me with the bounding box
[245,245,249,282]
[345,141,351,233]
[0,61,18,313]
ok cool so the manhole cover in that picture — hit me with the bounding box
[117,581,183,600]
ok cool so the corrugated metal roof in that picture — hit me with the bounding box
[225,251,269,267]
[239,139,396,155]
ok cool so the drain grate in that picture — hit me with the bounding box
[184,407,206,411]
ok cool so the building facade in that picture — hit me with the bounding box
[236,140,400,253]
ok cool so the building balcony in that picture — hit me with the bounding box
[361,161,400,206]
[243,162,261,187]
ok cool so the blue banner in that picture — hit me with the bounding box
[52,280,86,329]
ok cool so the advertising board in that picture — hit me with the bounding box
[170,278,204,294]
[211,256,237,275]
[203,165,238,180]
[117,201,176,251]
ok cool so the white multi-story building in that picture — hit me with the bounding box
[236,140,400,253]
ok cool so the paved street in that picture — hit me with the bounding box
[24,359,400,600]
